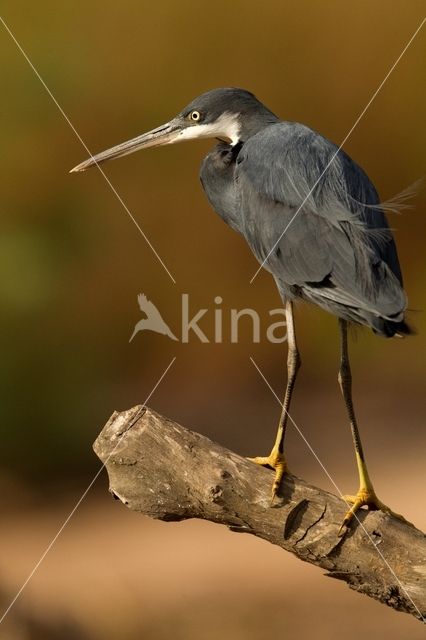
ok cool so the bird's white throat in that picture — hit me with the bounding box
[178,112,241,145]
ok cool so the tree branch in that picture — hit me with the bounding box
[93,405,426,622]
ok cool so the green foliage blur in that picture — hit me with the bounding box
[0,0,425,492]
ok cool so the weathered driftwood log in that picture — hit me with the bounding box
[93,405,426,622]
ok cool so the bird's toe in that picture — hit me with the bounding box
[247,449,287,505]
[338,489,410,536]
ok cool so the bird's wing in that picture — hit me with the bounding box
[236,122,406,321]
[137,293,178,339]
[137,294,164,320]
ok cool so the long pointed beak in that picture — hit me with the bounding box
[70,119,183,173]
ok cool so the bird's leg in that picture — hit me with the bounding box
[337,319,403,535]
[249,300,300,504]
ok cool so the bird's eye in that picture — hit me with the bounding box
[190,110,201,122]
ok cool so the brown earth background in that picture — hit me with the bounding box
[0,2,425,638]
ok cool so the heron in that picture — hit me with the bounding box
[71,87,412,533]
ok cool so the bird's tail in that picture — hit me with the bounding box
[373,317,415,338]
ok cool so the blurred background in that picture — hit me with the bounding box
[0,1,425,638]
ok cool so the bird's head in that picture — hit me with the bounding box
[70,88,278,172]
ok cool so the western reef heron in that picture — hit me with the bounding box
[71,88,412,534]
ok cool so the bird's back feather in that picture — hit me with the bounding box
[232,122,410,336]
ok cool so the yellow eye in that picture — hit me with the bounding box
[190,110,201,122]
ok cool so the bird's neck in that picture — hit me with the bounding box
[237,109,279,143]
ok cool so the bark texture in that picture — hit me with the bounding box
[93,405,426,622]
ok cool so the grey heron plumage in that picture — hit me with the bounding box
[71,87,412,533]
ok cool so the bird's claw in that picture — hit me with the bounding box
[247,450,287,504]
[338,488,406,536]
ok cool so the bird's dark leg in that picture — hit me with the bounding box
[249,300,300,504]
[338,319,404,534]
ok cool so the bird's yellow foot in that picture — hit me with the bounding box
[247,449,287,505]
[339,487,405,536]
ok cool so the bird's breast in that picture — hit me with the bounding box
[199,142,243,234]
